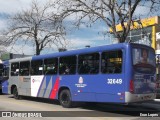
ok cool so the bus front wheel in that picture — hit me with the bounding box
[59,89,72,108]
[13,87,20,99]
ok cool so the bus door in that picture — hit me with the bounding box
[18,61,31,96]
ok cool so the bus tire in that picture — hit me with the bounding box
[59,89,72,108]
[13,87,20,99]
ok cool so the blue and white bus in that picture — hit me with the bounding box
[0,62,4,91]
[1,60,9,94]
[0,60,9,93]
[2,43,157,107]
[0,60,9,92]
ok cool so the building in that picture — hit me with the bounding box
[0,52,31,61]
[110,16,160,80]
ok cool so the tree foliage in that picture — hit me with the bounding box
[4,0,67,55]
[57,0,160,43]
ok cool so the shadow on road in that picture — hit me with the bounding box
[8,95,60,105]
[6,94,160,117]
[79,102,160,116]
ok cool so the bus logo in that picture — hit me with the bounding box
[19,76,24,82]
[32,79,35,83]
[79,77,83,84]
[32,79,40,83]
[75,77,87,88]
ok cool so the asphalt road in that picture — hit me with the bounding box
[0,94,160,120]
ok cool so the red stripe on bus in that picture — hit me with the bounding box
[49,77,59,99]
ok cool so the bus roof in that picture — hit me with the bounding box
[9,43,154,62]
[32,43,128,61]
[32,43,154,61]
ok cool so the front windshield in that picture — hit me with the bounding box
[132,48,156,73]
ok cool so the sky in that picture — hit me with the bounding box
[0,0,158,55]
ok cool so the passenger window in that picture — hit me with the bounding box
[101,50,122,74]
[44,58,58,75]
[0,64,3,76]
[59,56,76,75]
[19,61,30,76]
[3,65,9,78]
[31,60,43,75]
[78,53,99,74]
[11,63,19,76]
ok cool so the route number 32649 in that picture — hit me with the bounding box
[107,79,122,84]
